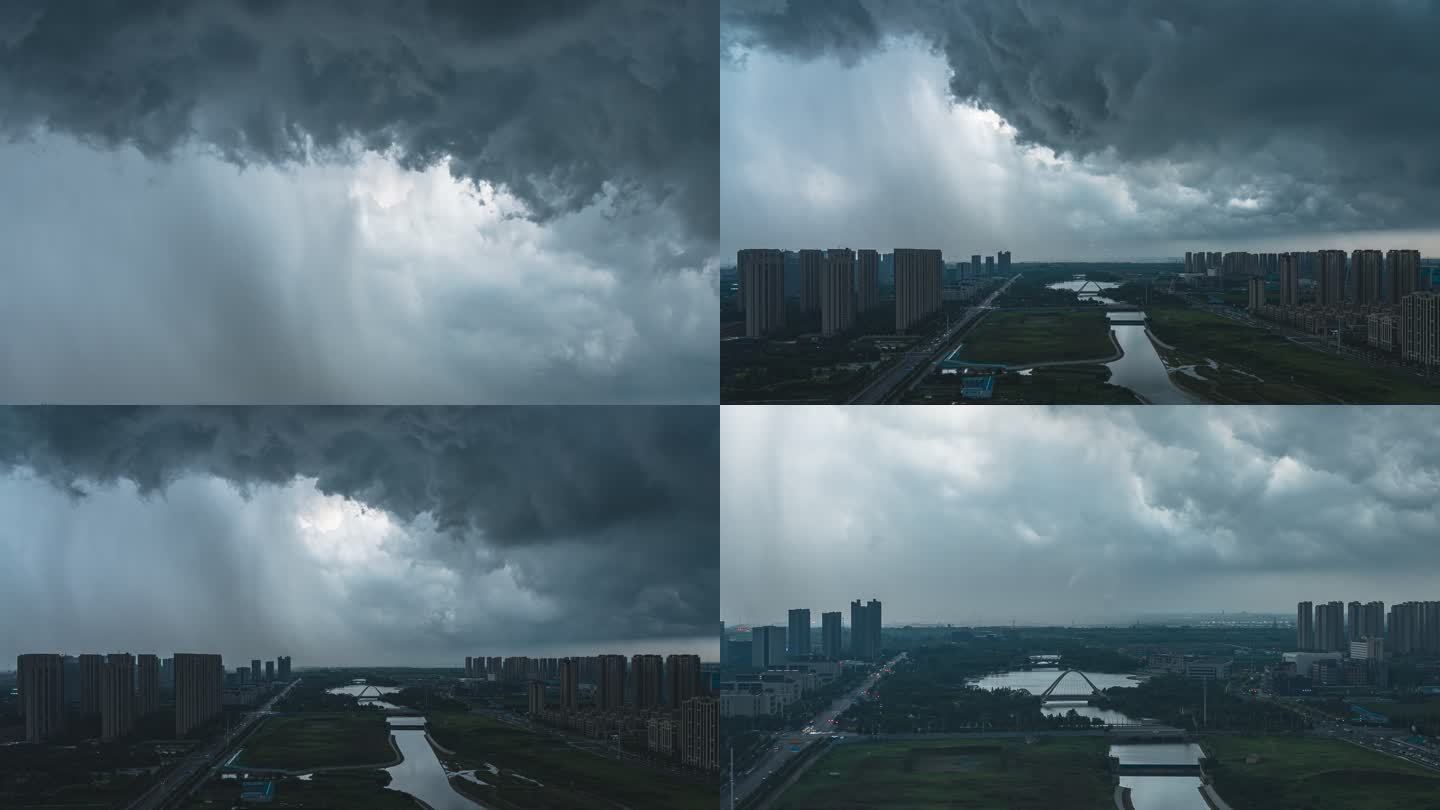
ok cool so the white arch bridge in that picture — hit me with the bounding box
[1037,669,1105,703]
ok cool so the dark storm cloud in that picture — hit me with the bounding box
[723,0,1440,236]
[0,0,717,242]
[722,407,1440,626]
[0,406,719,642]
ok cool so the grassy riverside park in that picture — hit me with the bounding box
[1204,736,1440,810]
[1115,288,1440,404]
[428,713,714,810]
[956,310,1117,366]
[238,712,397,770]
[772,738,1113,810]
[181,769,420,809]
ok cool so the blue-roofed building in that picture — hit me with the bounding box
[241,781,275,803]
[961,375,995,400]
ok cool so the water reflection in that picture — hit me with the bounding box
[325,683,404,711]
[385,717,485,810]
[969,671,1145,724]
[1109,743,1204,765]
[1121,776,1208,809]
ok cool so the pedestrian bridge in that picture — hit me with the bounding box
[1038,670,1104,703]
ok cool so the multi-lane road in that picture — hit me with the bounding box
[849,276,1019,404]
[722,653,906,808]
[128,679,298,810]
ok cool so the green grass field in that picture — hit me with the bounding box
[1205,735,1440,810]
[239,712,396,770]
[774,738,1113,810]
[958,310,1116,365]
[429,713,713,810]
[182,769,419,809]
[1148,306,1440,403]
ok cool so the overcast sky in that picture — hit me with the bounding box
[722,406,1440,627]
[0,0,717,403]
[721,0,1440,261]
[1,407,719,667]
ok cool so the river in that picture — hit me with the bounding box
[381,717,487,810]
[972,670,1209,809]
[325,682,404,711]
[1044,280,1200,404]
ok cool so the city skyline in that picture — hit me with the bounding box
[722,406,1440,626]
[721,0,1440,261]
[0,0,719,404]
[0,407,719,667]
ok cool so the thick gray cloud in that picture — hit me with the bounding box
[721,0,1440,257]
[0,406,718,665]
[0,1,718,403]
[722,407,1440,627]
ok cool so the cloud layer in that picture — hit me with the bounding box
[722,407,1440,626]
[721,0,1440,257]
[0,1,718,402]
[1,406,719,664]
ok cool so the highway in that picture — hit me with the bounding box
[127,679,298,810]
[848,275,1018,405]
[722,653,905,808]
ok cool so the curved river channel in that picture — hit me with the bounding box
[324,685,486,809]
[1044,280,1201,404]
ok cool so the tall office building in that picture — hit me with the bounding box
[18,653,66,743]
[666,654,702,707]
[527,680,546,716]
[559,658,580,710]
[680,696,719,772]
[1297,601,1314,650]
[465,656,474,677]
[787,608,811,659]
[277,656,291,681]
[174,653,223,738]
[78,653,103,714]
[984,256,995,278]
[821,611,843,660]
[251,659,261,684]
[1247,276,1265,310]
[1317,250,1346,307]
[1279,253,1302,307]
[1401,291,1440,367]
[821,249,856,336]
[101,653,136,742]
[632,654,664,710]
[998,250,1011,276]
[750,626,786,669]
[137,654,160,716]
[1388,249,1422,303]
[264,660,275,682]
[799,249,823,313]
[1352,250,1383,305]
[738,249,786,337]
[971,254,982,278]
[894,248,942,333]
[857,249,880,312]
[597,654,626,711]
[1347,601,1363,642]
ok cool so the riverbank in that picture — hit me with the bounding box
[427,713,712,810]
[237,712,400,771]
[1202,735,1440,809]
[959,309,1117,366]
[1144,304,1440,403]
